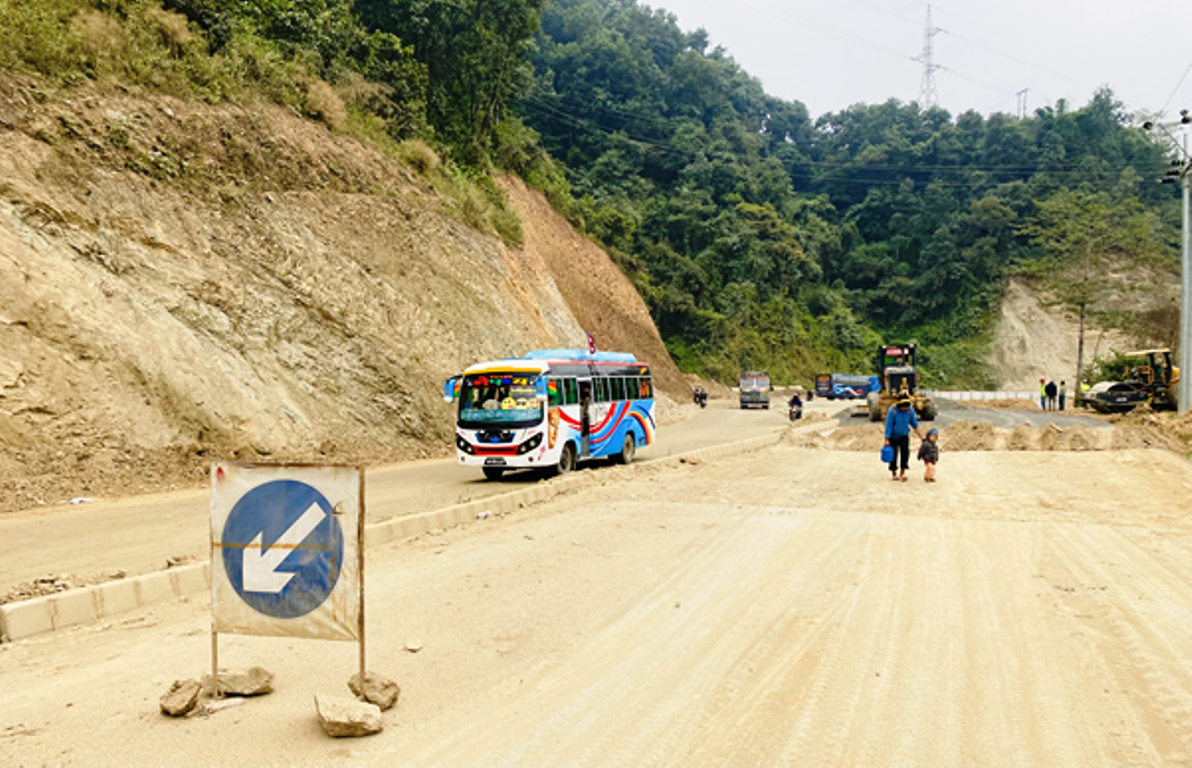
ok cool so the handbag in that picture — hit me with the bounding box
[880,444,894,463]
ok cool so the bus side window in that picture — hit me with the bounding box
[596,377,609,403]
[547,378,563,408]
[616,377,628,402]
[563,378,578,406]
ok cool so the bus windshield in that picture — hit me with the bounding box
[740,375,770,391]
[458,373,543,428]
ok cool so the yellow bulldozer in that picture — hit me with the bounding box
[865,343,937,422]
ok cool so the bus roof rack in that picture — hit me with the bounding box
[520,349,639,363]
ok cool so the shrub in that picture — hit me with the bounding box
[306,79,346,131]
[400,140,439,175]
[145,2,191,51]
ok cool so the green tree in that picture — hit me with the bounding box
[1018,189,1161,392]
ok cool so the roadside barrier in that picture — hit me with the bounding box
[0,425,822,643]
[926,390,1039,402]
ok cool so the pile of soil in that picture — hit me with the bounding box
[784,418,1178,455]
[939,420,999,451]
[960,399,1041,411]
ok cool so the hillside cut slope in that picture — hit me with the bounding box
[0,73,680,513]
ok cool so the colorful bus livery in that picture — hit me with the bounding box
[816,373,880,399]
[444,350,655,480]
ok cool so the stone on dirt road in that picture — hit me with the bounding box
[204,666,274,696]
[159,679,201,717]
[348,672,401,710]
[315,693,383,737]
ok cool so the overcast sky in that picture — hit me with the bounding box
[649,0,1192,123]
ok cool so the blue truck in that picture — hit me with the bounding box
[814,373,880,400]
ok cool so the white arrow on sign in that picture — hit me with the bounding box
[243,503,326,594]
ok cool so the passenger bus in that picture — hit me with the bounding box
[738,371,771,409]
[443,349,655,480]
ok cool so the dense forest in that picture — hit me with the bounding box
[0,0,1182,386]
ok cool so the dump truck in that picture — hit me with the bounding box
[866,343,937,422]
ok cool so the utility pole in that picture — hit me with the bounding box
[1016,89,1029,119]
[913,5,944,109]
[1144,109,1192,414]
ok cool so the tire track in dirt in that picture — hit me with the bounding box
[1043,523,1192,764]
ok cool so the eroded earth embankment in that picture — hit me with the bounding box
[0,73,681,513]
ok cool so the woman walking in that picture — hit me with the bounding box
[884,398,925,482]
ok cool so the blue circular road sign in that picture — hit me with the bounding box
[221,479,344,619]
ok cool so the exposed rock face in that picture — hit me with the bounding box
[315,693,383,737]
[159,679,201,716]
[0,73,683,516]
[348,672,400,711]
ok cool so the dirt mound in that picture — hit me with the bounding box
[0,73,684,514]
[798,411,831,426]
[783,424,884,452]
[940,420,999,451]
[1006,423,1037,451]
[1111,423,1185,452]
[959,399,1041,411]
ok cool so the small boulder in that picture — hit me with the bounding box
[160,679,201,717]
[348,672,401,711]
[315,694,383,737]
[205,666,274,696]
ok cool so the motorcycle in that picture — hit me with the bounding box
[693,388,708,408]
[788,401,803,421]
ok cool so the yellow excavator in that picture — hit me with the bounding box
[866,343,937,422]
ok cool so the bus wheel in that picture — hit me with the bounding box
[618,433,636,465]
[482,467,505,481]
[556,442,577,475]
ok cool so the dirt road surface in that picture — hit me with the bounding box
[3,439,1191,766]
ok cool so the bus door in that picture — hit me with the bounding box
[578,379,592,457]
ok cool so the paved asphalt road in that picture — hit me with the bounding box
[1,397,833,593]
[1,395,1101,595]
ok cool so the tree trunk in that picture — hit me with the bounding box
[1075,302,1086,404]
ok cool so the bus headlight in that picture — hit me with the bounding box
[516,433,543,455]
[455,436,475,455]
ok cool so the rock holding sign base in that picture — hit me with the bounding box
[348,672,401,710]
[315,694,383,737]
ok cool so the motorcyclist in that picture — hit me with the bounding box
[788,390,803,420]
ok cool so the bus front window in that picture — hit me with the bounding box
[459,374,544,428]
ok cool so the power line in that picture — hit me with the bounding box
[1160,63,1192,117]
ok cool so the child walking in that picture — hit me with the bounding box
[918,428,940,482]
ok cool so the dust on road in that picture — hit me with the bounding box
[2,442,1191,766]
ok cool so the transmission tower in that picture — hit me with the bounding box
[913,5,944,109]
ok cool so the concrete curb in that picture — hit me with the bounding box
[0,430,797,643]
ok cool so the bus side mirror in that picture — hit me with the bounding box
[442,376,461,403]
